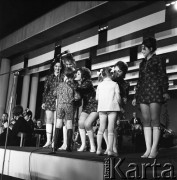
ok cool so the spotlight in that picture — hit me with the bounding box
[166,3,171,6]
[174,1,177,10]
[171,1,176,4]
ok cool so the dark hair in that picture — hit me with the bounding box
[50,57,65,74]
[65,67,74,79]
[12,105,23,116]
[142,37,157,53]
[23,108,33,117]
[77,67,91,81]
[102,67,112,78]
[114,61,128,78]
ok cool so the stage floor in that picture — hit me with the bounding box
[0,146,177,180]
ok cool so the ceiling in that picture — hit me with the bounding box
[0,0,67,40]
[0,1,169,58]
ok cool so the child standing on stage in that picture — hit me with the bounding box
[54,67,79,152]
[96,67,121,156]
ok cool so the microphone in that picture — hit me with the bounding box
[57,50,70,57]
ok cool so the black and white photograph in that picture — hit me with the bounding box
[0,1,177,180]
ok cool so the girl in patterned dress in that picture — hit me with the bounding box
[75,67,99,152]
[42,57,65,147]
[132,37,170,158]
[96,67,121,156]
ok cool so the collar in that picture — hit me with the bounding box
[103,77,112,81]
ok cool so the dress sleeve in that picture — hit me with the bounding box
[77,80,92,91]
[134,62,143,99]
[42,76,50,104]
[157,57,169,94]
[115,83,121,104]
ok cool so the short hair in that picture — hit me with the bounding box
[142,37,157,53]
[114,61,128,78]
[12,105,23,116]
[77,67,91,80]
[23,108,33,117]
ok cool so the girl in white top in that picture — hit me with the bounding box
[96,67,121,156]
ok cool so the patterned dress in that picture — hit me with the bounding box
[77,80,97,114]
[135,54,169,104]
[42,73,65,111]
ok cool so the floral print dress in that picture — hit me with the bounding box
[42,73,65,111]
[135,54,169,104]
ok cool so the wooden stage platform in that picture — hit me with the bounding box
[0,146,177,180]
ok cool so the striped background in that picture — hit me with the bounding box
[11,1,177,96]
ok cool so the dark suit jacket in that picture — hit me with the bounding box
[130,117,141,125]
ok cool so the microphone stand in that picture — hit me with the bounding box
[1,72,19,180]
[51,56,63,154]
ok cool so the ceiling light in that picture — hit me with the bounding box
[171,1,176,5]
[166,3,171,6]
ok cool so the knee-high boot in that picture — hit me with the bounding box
[87,130,96,152]
[66,129,73,152]
[113,129,118,154]
[103,129,108,154]
[53,128,61,151]
[96,131,103,155]
[43,124,53,147]
[148,127,160,158]
[141,127,152,158]
[77,128,86,151]
[59,125,67,150]
[107,132,114,156]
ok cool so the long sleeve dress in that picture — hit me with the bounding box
[135,54,169,104]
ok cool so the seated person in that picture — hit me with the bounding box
[0,105,31,146]
[129,112,142,143]
[34,119,46,147]
[130,112,142,129]
[23,108,35,146]
[35,119,46,130]
[23,108,34,133]
[0,112,8,134]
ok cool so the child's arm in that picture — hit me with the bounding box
[115,83,121,104]
[96,85,99,101]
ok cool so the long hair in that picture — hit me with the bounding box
[62,53,76,69]
[50,56,65,75]
[114,61,128,78]
[78,67,91,81]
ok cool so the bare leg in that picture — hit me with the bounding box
[96,112,107,155]
[85,112,98,152]
[107,112,117,156]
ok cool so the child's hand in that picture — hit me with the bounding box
[41,103,45,110]
[163,93,170,101]
[123,98,127,104]
[132,99,136,106]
